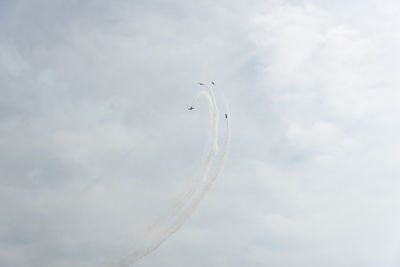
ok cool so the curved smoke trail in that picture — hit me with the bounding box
[147,89,215,233]
[110,83,229,267]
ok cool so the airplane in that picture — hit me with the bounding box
[211,82,215,85]
[199,82,204,85]
[225,113,227,119]
[188,106,195,110]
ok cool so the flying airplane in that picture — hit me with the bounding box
[225,113,227,119]
[188,106,195,110]
[211,82,215,85]
[199,83,204,85]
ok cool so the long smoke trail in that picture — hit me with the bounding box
[166,82,230,234]
[111,84,229,267]
[147,89,215,232]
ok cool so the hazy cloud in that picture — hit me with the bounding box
[2,1,400,266]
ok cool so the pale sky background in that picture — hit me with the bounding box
[3,0,400,266]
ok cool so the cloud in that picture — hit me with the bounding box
[2,0,400,266]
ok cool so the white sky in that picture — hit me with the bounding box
[2,0,400,266]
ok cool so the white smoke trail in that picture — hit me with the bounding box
[109,83,229,267]
[147,89,214,232]
[202,84,220,156]
[161,83,230,233]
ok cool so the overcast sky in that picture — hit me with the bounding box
[3,0,400,266]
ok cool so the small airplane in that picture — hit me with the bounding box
[188,106,195,110]
[211,82,215,85]
[225,113,227,119]
[199,82,204,86]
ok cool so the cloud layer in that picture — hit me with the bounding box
[2,0,400,266]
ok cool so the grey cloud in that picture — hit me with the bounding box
[2,0,400,266]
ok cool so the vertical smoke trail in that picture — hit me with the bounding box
[147,89,214,232]
[201,84,220,155]
[154,85,230,236]
[109,83,229,267]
